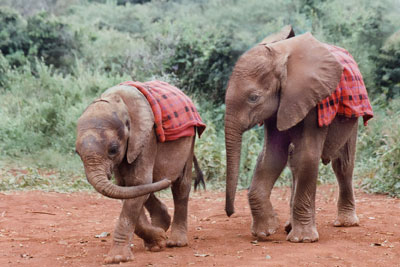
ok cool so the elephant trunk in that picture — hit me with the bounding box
[84,160,170,199]
[225,116,243,217]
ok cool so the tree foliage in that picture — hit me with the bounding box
[0,8,30,66]
[0,8,81,72]
[164,32,240,103]
[373,31,400,99]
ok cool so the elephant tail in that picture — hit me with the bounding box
[193,155,206,191]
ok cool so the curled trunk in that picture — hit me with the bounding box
[225,118,243,217]
[84,163,170,199]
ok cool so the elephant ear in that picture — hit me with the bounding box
[272,32,343,131]
[260,25,295,44]
[103,85,155,164]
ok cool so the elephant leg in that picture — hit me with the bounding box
[285,144,295,233]
[284,176,296,233]
[332,127,359,227]
[166,159,192,247]
[286,113,327,243]
[105,196,147,264]
[248,125,290,241]
[145,193,171,231]
[134,208,168,252]
[287,151,320,243]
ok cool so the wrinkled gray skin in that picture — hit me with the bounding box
[76,85,197,264]
[225,26,360,243]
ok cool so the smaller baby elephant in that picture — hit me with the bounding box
[75,81,206,264]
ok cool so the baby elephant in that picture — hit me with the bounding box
[75,81,206,264]
[224,25,373,243]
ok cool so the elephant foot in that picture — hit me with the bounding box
[143,228,167,252]
[167,230,188,247]
[286,223,319,243]
[333,211,359,227]
[104,242,133,264]
[251,214,279,241]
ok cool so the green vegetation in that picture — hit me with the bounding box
[0,0,399,196]
[374,31,400,99]
[356,98,400,197]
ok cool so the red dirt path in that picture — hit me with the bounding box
[0,185,399,266]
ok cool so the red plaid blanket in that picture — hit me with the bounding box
[318,44,373,127]
[120,81,206,142]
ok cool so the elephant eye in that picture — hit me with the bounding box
[108,143,119,156]
[248,94,260,103]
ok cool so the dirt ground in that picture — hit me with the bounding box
[0,185,399,267]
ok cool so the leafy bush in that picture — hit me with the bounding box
[373,31,400,99]
[0,59,129,159]
[165,32,240,103]
[0,8,30,67]
[0,52,10,86]
[194,101,264,188]
[88,0,151,5]
[26,12,82,72]
[0,0,80,16]
[0,8,81,72]
[356,98,400,197]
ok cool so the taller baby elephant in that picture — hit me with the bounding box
[75,81,206,264]
[224,26,373,243]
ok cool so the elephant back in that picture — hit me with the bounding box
[120,80,206,142]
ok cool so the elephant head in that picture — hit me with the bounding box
[75,85,170,199]
[224,26,343,216]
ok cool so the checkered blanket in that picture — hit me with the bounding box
[120,81,206,142]
[318,44,373,127]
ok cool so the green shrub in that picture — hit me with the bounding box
[0,8,30,67]
[26,12,82,72]
[373,31,400,99]
[88,0,151,4]
[194,101,264,189]
[0,52,10,87]
[0,8,28,54]
[0,0,80,17]
[116,0,152,5]
[0,8,82,72]
[0,59,129,159]
[164,32,240,103]
[356,98,400,197]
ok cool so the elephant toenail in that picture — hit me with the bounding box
[257,232,268,241]
[261,232,266,236]
[268,229,276,235]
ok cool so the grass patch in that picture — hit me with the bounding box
[0,164,91,193]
